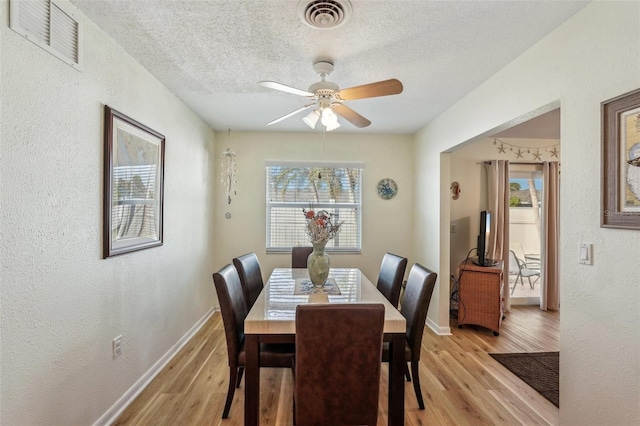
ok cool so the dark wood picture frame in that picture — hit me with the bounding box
[602,88,640,229]
[103,106,165,258]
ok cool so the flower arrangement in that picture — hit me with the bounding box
[303,206,343,244]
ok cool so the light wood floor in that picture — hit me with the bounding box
[114,306,559,425]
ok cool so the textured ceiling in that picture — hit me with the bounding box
[71,0,587,134]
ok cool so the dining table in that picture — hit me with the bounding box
[244,267,407,425]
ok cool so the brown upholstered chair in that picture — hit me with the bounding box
[376,252,408,308]
[213,264,295,418]
[382,263,437,410]
[232,252,264,310]
[294,304,385,426]
[291,246,313,268]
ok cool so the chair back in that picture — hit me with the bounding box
[213,264,248,367]
[295,303,385,426]
[232,252,264,310]
[509,250,522,274]
[400,264,437,361]
[376,252,408,307]
[291,246,313,268]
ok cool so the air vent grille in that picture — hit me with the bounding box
[298,0,352,30]
[10,0,81,70]
[51,4,79,64]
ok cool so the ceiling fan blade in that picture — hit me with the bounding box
[258,81,314,97]
[335,79,403,101]
[332,104,371,128]
[267,103,315,126]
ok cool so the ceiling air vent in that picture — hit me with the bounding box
[298,0,352,30]
[9,0,82,71]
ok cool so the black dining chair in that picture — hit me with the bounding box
[382,263,437,410]
[376,252,408,308]
[232,252,264,310]
[212,264,295,418]
[294,303,385,426]
[291,246,313,268]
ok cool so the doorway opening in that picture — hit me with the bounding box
[509,166,543,304]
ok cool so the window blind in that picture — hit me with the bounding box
[266,165,362,252]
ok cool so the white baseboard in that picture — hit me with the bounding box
[426,316,452,335]
[93,307,217,426]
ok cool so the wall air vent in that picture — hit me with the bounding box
[297,0,352,30]
[9,0,82,71]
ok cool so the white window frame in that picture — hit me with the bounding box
[265,161,363,253]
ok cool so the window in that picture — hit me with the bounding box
[266,162,362,253]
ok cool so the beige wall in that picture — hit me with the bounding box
[415,2,640,424]
[0,2,216,424]
[211,131,414,286]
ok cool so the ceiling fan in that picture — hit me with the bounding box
[258,61,403,131]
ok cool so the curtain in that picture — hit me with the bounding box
[484,160,511,311]
[541,161,560,311]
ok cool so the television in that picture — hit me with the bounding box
[473,210,497,267]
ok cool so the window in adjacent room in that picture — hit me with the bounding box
[266,162,362,253]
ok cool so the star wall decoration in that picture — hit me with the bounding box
[494,138,560,161]
[533,149,542,161]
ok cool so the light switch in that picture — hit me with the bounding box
[579,243,593,265]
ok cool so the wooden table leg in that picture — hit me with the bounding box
[388,333,405,426]
[245,334,259,426]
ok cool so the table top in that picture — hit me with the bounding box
[245,268,406,334]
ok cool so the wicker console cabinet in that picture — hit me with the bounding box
[457,260,504,336]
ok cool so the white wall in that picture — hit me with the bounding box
[414,2,640,424]
[211,131,414,285]
[0,1,217,424]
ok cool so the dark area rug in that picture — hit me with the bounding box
[490,351,559,407]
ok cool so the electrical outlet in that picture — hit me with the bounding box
[112,335,123,359]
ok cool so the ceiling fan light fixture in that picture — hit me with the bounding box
[324,119,340,131]
[303,110,320,129]
[321,107,335,122]
[321,108,340,131]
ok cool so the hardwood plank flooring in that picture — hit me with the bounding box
[113,306,559,425]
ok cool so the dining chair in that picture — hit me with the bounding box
[294,303,385,426]
[212,264,295,418]
[508,250,541,295]
[291,246,313,268]
[376,252,408,308]
[382,263,437,410]
[232,252,263,310]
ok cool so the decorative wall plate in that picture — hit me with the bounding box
[377,178,398,200]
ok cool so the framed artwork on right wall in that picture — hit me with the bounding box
[601,87,640,229]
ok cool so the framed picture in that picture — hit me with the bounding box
[103,106,165,258]
[602,88,640,229]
